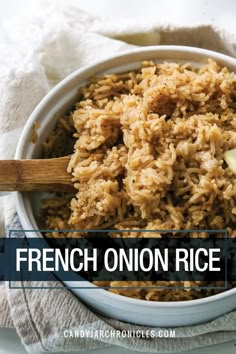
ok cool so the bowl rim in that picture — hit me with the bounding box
[15,44,236,308]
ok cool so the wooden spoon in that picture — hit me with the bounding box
[0,156,74,192]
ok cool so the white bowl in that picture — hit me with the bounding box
[15,45,236,327]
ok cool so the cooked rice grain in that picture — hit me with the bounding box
[68,60,236,235]
[42,59,236,300]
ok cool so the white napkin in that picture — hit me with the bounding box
[1,1,236,352]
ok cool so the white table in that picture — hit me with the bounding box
[0,0,236,353]
[0,328,236,354]
[1,0,236,31]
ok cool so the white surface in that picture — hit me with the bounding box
[1,0,236,353]
[0,329,236,354]
[0,0,236,31]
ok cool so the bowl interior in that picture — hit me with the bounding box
[15,45,236,305]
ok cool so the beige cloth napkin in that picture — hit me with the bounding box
[1,1,236,352]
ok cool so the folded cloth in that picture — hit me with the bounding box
[1,1,236,352]
[0,284,14,329]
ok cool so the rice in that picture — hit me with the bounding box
[41,59,236,300]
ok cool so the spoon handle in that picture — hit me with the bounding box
[0,156,73,192]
